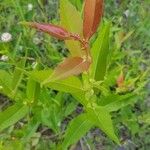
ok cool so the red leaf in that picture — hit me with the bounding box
[83,0,104,40]
[21,22,73,40]
[117,72,124,87]
[42,57,91,83]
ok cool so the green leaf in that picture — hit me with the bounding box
[26,77,37,100]
[90,22,111,81]
[72,92,88,106]
[0,103,28,131]
[138,112,150,124]
[60,0,83,56]
[30,70,84,94]
[26,77,40,102]
[62,114,93,150]
[99,93,137,112]
[11,58,26,97]
[0,70,12,96]
[22,119,39,142]
[86,104,120,144]
[120,107,139,135]
[0,70,24,100]
[69,0,82,10]
[64,101,78,117]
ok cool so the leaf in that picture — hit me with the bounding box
[0,69,24,101]
[72,92,88,106]
[116,30,134,49]
[26,77,40,102]
[30,70,84,95]
[0,70,12,96]
[138,112,150,124]
[64,101,78,117]
[26,78,37,100]
[83,0,104,40]
[90,22,111,81]
[21,22,72,40]
[69,0,83,10]
[60,0,83,56]
[22,119,39,142]
[86,105,120,144]
[11,58,26,97]
[62,114,93,150]
[99,93,137,112]
[117,71,124,87]
[0,103,28,132]
[42,57,91,84]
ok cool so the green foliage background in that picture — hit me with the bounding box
[0,0,150,149]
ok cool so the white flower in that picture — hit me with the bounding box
[124,10,130,17]
[31,61,38,69]
[0,55,8,61]
[1,32,12,42]
[28,3,33,11]
[33,37,42,45]
[124,10,133,18]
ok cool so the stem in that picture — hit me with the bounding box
[70,33,92,62]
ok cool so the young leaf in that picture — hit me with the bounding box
[21,22,73,40]
[42,57,91,84]
[117,71,124,87]
[60,0,83,56]
[83,0,104,40]
[62,114,93,150]
[0,103,28,132]
[90,22,111,81]
[86,105,120,144]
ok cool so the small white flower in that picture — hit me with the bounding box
[1,32,12,42]
[124,10,130,17]
[28,3,33,11]
[0,55,8,61]
[124,10,134,18]
[33,37,42,45]
[32,61,38,69]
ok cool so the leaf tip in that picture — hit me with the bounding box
[19,21,31,26]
